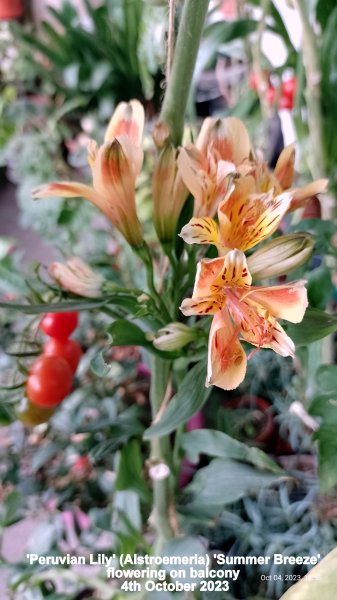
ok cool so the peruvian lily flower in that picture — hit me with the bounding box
[48,257,104,298]
[177,117,251,218]
[241,144,328,211]
[180,176,292,255]
[152,145,189,243]
[32,100,145,248]
[180,249,307,390]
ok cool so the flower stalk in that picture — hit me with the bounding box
[148,356,174,552]
[159,0,210,146]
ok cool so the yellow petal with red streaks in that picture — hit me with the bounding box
[243,279,308,323]
[274,143,295,189]
[219,186,292,251]
[206,311,247,390]
[180,217,220,247]
[211,249,252,293]
[104,100,145,146]
[180,296,221,316]
[193,257,226,298]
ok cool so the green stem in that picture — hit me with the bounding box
[149,356,174,552]
[293,0,326,179]
[159,0,210,146]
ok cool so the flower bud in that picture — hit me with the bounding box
[247,233,314,280]
[153,322,198,352]
[152,145,189,243]
[48,257,104,298]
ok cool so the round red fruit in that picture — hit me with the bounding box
[44,338,82,373]
[40,312,79,340]
[26,355,73,408]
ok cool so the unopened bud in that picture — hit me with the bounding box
[152,145,189,243]
[48,257,104,298]
[153,322,198,351]
[247,233,314,280]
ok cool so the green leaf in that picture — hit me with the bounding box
[286,307,337,345]
[181,429,282,473]
[143,361,211,440]
[0,297,116,314]
[90,348,112,378]
[108,319,151,347]
[316,0,337,29]
[31,442,62,473]
[115,439,151,502]
[307,265,334,309]
[314,423,337,492]
[112,491,142,535]
[0,403,15,425]
[0,491,23,526]
[314,365,337,396]
[182,459,284,519]
[279,548,337,600]
[107,319,180,359]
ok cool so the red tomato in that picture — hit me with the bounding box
[44,338,82,374]
[26,355,73,408]
[40,312,79,340]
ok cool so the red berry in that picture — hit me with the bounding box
[40,312,79,340]
[44,338,82,374]
[26,355,73,407]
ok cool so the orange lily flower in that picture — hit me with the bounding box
[180,249,307,390]
[32,100,145,248]
[240,144,328,211]
[180,176,292,254]
[177,117,251,218]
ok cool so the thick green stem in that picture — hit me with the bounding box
[149,356,174,551]
[159,0,210,146]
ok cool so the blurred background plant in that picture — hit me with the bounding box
[1,1,337,599]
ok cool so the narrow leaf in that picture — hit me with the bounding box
[181,429,282,473]
[144,361,210,439]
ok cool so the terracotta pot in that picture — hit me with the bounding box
[0,0,23,20]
